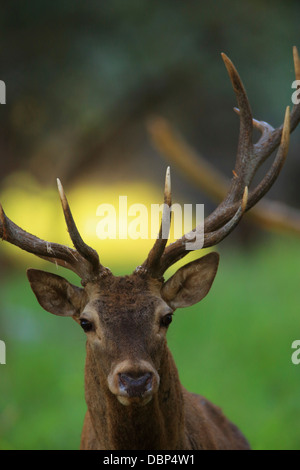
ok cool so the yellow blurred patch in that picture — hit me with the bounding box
[0,172,213,278]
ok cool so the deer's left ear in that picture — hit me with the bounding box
[27,269,86,317]
[161,252,219,309]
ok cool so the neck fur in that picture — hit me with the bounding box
[84,343,186,450]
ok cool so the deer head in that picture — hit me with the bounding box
[0,52,297,412]
[26,245,220,407]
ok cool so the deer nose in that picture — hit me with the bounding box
[119,372,153,398]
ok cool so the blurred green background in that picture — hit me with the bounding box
[0,0,300,450]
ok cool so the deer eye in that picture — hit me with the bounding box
[161,313,173,328]
[80,319,94,332]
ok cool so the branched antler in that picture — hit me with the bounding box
[147,49,300,239]
[143,49,298,278]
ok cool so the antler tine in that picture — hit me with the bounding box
[56,178,102,274]
[201,54,260,233]
[139,167,172,276]
[233,107,275,139]
[293,45,300,82]
[221,53,254,189]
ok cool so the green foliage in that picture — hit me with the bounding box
[168,236,300,450]
[0,235,300,449]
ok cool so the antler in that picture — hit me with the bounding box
[142,167,172,274]
[142,49,298,278]
[0,179,108,283]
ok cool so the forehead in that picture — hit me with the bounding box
[85,274,164,324]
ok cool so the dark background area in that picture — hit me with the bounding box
[0,1,299,199]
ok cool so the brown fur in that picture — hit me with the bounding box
[27,253,250,450]
[81,342,250,450]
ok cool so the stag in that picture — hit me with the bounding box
[0,51,299,450]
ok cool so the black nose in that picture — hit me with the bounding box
[119,372,153,398]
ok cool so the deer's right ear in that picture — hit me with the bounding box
[27,269,86,317]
